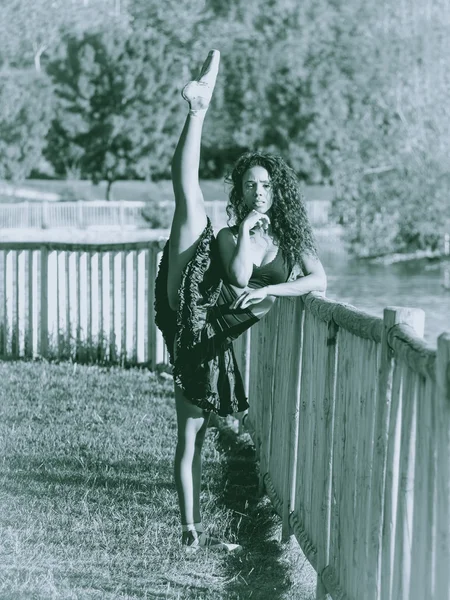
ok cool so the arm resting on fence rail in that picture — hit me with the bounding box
[231,253,326,309]
[265,253,327,297]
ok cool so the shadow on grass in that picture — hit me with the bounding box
[1,456,174,506]
[211,421,302,600]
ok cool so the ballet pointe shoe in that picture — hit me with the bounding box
[182,49,221,114]
[182,529,242,554]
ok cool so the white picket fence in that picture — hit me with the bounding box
[0,241,166,365]
[0,200,156,229]
[0,198,330,229]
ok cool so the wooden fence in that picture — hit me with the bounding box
[0,200,147,229]
[0,240,166,365]
[238,297,449,600]
[0,198,330,229]
[0,239,448,600]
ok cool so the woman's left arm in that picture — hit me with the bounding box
[231,254,326,310]
[266,253,327,297]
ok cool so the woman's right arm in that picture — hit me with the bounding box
[217,225,253,288]
[217,211,270,287]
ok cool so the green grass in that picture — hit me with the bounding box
[0,361,316,600]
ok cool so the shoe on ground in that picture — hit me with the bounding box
[182,529,242,554]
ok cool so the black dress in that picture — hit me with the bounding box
[154,218,292,416]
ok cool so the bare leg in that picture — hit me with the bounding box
[167,50,220,311]
[174,382,242,553]
[174,383,210,526]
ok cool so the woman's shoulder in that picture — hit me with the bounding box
[217,225,239,241]
[227,224,239,236]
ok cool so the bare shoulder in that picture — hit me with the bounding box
[217,226,237,247]
[300,252,326,274]
[216,227,239,274]
[288,253,326,281]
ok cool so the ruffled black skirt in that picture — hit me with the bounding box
[154,219,258,416]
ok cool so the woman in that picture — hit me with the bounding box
[154,49,327,552]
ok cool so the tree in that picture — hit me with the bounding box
[127,0,242,176]
[45,26,189,197]
[0,71,54,180]
[0,0,123,72]
[32,0,450,254]
[330,0,450,255]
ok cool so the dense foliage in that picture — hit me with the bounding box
[0,71,53,180]
[0,0,449,254]
[45,26,186,196]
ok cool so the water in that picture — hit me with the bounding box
[318,233,450,346]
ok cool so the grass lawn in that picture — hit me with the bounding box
[0,361,316,599]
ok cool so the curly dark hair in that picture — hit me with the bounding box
[225,151,317,270]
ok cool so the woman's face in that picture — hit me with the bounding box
[242,165,273,214]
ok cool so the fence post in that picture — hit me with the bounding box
[120,200,125,229]
[238,328,251,435]
[258,303,280,497]
[0,252,4,355]
[39,248,48,358]
[444,234,450,290]
[366,306,425,599]
[24,201,30,227]
[146,244,159,368]
[11,251,19,357]
[41,202,48,229]
[281,297,305,540]
[315,318,338,599]
[77,201,84,228]
[435,332,450,600]
[24,250,33,358]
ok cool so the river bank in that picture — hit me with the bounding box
[364,249,450,265]
[322,245,449,344]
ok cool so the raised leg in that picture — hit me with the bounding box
[167,50,220,311]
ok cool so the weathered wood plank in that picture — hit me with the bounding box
[0,251,6,354]
[315,318,338,600]
[283,300,304,539]
[24,250,33,358]
[136,250,145,363]
[366,307,425,599]
[409,375,434,599]
[391,368,418,599]
[380,359,404,600]
[435,333,450,600]
[17,250,26,356]
[39,248,48,358]
[353,340,380,599]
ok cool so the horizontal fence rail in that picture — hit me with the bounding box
[0,238,448,600]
